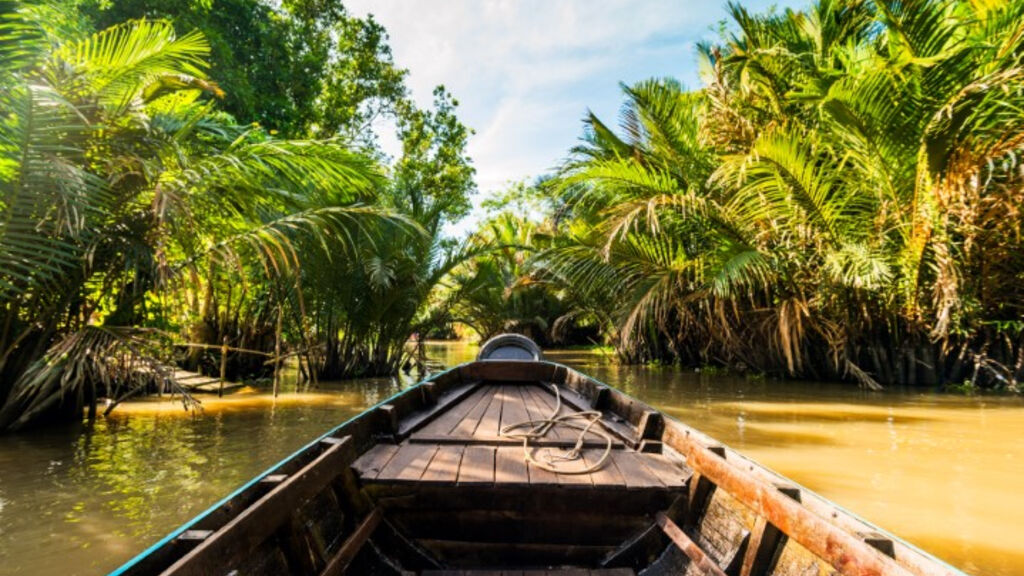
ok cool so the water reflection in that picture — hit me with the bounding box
[0,377,407,575]
[0,342,1021,576]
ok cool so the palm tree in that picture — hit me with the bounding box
[538,0,1024,388]
[0,8,400,429]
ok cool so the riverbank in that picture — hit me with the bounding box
[0,342,1021,575]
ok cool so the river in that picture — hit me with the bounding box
[0,342,1021,575]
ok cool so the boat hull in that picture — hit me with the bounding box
[111,353,965,576]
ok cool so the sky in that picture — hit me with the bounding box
[343,0,799,235]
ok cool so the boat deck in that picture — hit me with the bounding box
[351,381,693,569]
[353,383,690,490]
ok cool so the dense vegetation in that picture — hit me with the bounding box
[454,0,1024,390]
[0,0,473,430]
[2,0,1023,431]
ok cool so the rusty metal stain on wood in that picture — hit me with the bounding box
[664,421,917,576]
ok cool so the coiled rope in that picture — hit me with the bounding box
[499,384,613,474]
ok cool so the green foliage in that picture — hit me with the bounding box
[505,0,1024,388]
[300,86,476,378]
[82,0,409,140]
[0,9,408,429]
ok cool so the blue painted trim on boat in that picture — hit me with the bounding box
[107,363,466,576]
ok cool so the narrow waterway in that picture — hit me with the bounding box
[0,342,1020,575]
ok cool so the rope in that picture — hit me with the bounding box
[499,384,613,474]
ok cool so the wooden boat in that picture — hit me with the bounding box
[111,334,965,576]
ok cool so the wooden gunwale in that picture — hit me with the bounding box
[110,359,965,576]
[552,362,966,576]
[109,363,468,576]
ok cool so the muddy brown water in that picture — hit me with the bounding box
[0,342,1020,575]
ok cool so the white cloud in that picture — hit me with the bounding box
[343,0,794,236]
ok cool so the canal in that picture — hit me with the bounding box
[0,342,1020,575]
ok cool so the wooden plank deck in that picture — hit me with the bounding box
[353,383,691,490]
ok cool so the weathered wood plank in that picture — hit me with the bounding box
[397,382,481,438]
[475,385,507,437]
[408,434,623,448]
[419,565,634,569]
[388,508,646,546]
[378,404,399,436]
[662,420,918,576]
[656,512,728,576]
[494,446,530,485]
[418,539,616,567]
[635,410,663,444]
[556,458,595,487]
[374,443,439,483]
[739,516,785,576]
[362,484,680,516]
[458,360,562,383]
[319,507,382,576]
[452,385,499,437]
[524,385,573,441]
[458,445,496,485]
[162,438,353,576]
[547,383,635,446]
[612,450,665,489]
[635,452,691,487]
[351,444,400,481]
[498,382,532,435]
[584,448,625,488]
[418,385,490,436]
[420,445,465,484]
